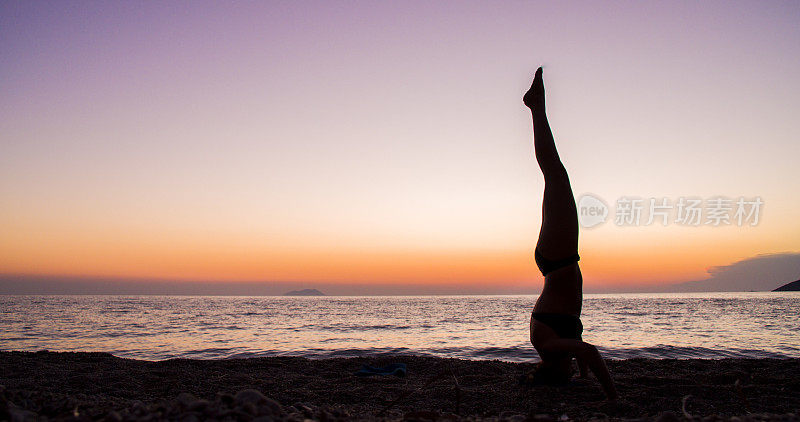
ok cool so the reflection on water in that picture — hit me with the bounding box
[1,293,798,361]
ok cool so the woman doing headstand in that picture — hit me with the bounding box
[523,67,617,400]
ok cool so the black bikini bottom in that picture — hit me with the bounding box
[531,312,583,340]
[534,247,580,276]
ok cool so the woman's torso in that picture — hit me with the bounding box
[533,262,583,316]
[531,262,584,359]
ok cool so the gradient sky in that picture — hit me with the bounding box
[2,1,799,294]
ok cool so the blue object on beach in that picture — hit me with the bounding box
[355,363,407,377]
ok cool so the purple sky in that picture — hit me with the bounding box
[1,1,799,293]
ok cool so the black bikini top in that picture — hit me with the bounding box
[534,248,580,276]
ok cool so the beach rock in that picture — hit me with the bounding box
[130,399,147,414]
[655,411,680,422]
[7,406,37,422]
[234,389,282,416]
[261,399,283,415]
[216,392,235,406]
[499,411,527,421]
[241,401,258,415]
[180,413,199,422]
[235,389,265,404]
[293,402,314,417]
[176,392,199,408]
[188,399,209,412]
[104,410,123,422]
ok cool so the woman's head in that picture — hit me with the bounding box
[529,357,573,385]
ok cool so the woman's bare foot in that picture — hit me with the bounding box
[523,67,545,111]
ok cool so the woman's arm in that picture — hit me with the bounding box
[540,338,618,400]
[577,355,589,378]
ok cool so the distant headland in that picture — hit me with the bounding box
[772,279,800,292]
[283,288,325,296]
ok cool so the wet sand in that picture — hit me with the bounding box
[1,351,797,421]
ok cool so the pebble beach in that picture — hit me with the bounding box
[1,351,798,421]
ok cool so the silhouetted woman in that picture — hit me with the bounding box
[523,67,617,400]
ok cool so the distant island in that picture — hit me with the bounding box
[283,288,325,296]
[773,279,800,292]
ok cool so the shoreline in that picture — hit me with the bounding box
[1,352,798,421]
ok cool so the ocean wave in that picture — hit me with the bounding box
[78,344,795,362]
[2,293,799,362]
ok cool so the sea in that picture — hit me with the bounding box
[1,293,798,362]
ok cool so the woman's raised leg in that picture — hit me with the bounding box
[523,67,578,260]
